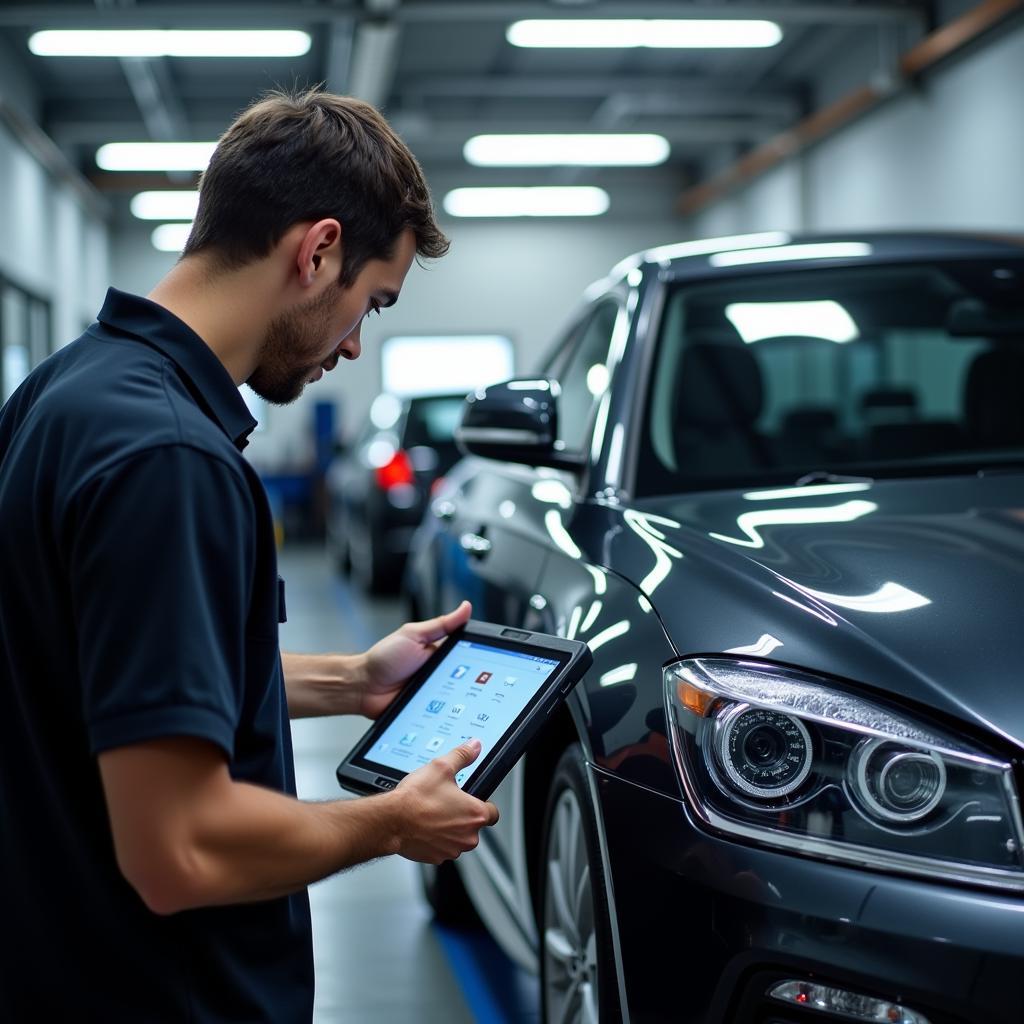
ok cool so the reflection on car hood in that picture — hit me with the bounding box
[611,473,1024,750]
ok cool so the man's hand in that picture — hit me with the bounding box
[357,600,471,719]
[388,739,500,864]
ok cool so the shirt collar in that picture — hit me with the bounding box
[96,287,258,450]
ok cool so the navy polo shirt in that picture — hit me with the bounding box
[0,289,314,1021]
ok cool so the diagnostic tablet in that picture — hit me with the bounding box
[336,620,592,800]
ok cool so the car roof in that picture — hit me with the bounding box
[586,230,1024,299]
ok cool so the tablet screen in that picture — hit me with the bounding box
[360,638,562,786]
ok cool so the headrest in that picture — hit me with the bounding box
[782,407,837,436]
[675,343,763,430]
[859,387,917,412]
[964,348,1024,447]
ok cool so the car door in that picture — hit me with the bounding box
[444,297,629,959]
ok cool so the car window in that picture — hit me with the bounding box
[638,259,1024,496]
[402,395,465,448]
[556,301,620,452]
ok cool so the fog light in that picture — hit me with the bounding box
[768,980,932,1023]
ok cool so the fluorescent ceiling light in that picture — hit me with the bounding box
[710,242,873,267]
[507,19,782,49]
[151,223,192,253]
[443,186,609,218]
[130,191,200,221]
[29,29,310,58]
[725,300,860,344]
[464,133,669,167]
[97,142,216,172]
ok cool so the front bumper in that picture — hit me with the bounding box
[592,766,1024,1024]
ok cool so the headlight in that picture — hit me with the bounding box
[665,658,1024,890]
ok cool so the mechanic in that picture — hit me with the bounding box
[0,89,498,1022]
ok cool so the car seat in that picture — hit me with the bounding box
[964,347,1024,450]
[673,342,771,476]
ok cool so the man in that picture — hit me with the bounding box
[0,89,498,1021]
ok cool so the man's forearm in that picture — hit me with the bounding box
[179,783,401,908]
[281,651,367,718]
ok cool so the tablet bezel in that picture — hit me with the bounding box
[336,620,590,800]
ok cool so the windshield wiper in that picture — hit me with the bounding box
[794,470,875,487]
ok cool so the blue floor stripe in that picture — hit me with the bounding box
[434,924,540,1023]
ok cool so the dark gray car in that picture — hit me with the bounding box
[407,232,1024,1024]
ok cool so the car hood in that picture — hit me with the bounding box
[604,473,1024,750]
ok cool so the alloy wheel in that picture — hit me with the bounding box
[543,788,599,1024]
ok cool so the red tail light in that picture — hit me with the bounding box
[375,449,415,490]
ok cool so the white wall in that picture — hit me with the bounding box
[691,19,1024,238]
[0,60,110,350]
[110,213,688,470]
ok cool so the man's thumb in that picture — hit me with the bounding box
[441,738,482,773]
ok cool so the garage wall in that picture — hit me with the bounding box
[0,49,110,354]
[690,19,1024,238]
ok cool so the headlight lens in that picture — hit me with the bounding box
[665,658,1024,890]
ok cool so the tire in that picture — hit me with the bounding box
[419,861,482,928]
[539,745,620,1024]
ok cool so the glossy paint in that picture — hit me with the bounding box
[404,232,1024,1023]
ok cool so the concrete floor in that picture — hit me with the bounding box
[280,544,538,1024]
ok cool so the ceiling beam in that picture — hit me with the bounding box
[0,2,927,28]
[399,77,803,118]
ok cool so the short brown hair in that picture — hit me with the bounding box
[184,88,449,283]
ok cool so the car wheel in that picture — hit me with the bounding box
[418,861,481,928]
[540,745,620,1024]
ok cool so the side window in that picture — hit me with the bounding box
[556,301,620,452]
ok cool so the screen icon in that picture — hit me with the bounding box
[475,671,493,685]
[426,735,445,752]
[400,732,418,746]
[475,711,490,723]
[503,676,517,687]
[451,664,469,679]
[426,700,445,714]
[450,704,465,717]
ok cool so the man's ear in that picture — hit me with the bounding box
[296,218,343,290]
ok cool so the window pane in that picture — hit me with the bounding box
[557,302,619,451]
[381,335,514,397]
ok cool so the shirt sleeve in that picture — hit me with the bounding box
[68,445,256,757]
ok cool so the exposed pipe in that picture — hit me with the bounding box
[676,0,1024,216]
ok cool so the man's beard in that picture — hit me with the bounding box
[247,285,340,406]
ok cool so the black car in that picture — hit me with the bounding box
[327,391,465,591]
[406,232,1024,1024]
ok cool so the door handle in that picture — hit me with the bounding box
[459,531,492,559]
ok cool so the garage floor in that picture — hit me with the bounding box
[280,544,540,1024]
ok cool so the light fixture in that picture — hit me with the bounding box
[507,19,782,49]
[130,191,200,221]
[443,186,609,218]
[464,133,669,167]
[29,29,311,58]
[151,223,192,253]
[97,142,216,172]
[725,300,860,344]
[710,242,873,267]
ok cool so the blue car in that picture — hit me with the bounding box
[407,232,1024,1024]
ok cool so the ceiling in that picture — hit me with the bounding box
[0,1,980,221]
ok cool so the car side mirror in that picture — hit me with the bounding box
[455,378,584,472]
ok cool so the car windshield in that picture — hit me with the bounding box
[637,258,1024,496]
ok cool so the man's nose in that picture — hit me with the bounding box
[339,323,362,361]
